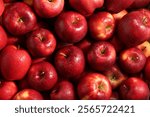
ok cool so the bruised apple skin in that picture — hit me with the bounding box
[117,9,150,48]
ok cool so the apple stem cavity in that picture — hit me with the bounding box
[72,17,80,24]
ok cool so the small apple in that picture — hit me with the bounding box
[55,11,87,43]
[0,80,18,100]
[13,89,43,100]
[50,80,76,100]
[87,41,116,71]
[77,72,112,100]
[88,12,115,41]
[119,77,150,100]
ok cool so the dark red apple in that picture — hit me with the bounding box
[33,0,64,18]
[55,11,87,43]
[26,28,56,57]
[118,9,150,47]
[88,12,115,41]
[0,0,4,16]
[54,45,85,80]
[130,0,150,9]
[2,2,37,35]
[87,41,116,71]
[0,26,7,50]
[50,80,75,100]
[77,72,112,100]
[119,77,150,100]
[119,47,146,74]
[105,0,135,13]
[103,65,127,89]
[0,80,18,100]
[0,45,31,80]
[27,61,58,91]
[69,0,104,16]
[13,89,43,100]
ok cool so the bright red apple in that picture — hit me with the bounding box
[0,26,7,50]
[77,72,112,100]
[50,80,76,100]
[0,45,31,80]
[119,77,150,100]
[88,12,115,41]
[55,11,87,43]
[13,89,43,100]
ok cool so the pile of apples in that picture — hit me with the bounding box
[0,0,150,100]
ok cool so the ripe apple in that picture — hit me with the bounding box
[2,2,37,35]
[27,61,58,91]
[0,80,18,100]
[105,0,135,13]
[88,12,115,41]
[103,65,127,89]
[0,0,4,16]
[77,73,112,100]
[55,11,87,43]
[118,9,150,47]
[33,0,64,18]
[119,77,150,100]
[26,28,56,57]
[0,45,31,80]
[69,0,104,16]
[50,80,76,100]
[130,0,150,9]
[54,45,85,80]
[87,41,116,71]
[119,47,146,74]
[0,26,7,50]
[137,41,150,58]
[13,89,43,100]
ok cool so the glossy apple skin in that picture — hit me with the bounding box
[144,57,150,83]
[105,0,134,13]
[0,26,7,50]
[2,2,37,35]
[88,12,115,41]
[55,11,87,43]
[27,61,58,91]
[119,47,146,74]
[0,0,4,16]
[0,81,18,100]
[87,41,116,71]
[0,45,31,81]
[54,45,85,80]
[69,0,104,16]
[118,9,150,47]
[77,73,112,100]
[130,0,150,9]
[119,77,150,100]
[13,89,43,100]
[33,0,64,18]
[50,80,75,100]
[103,65,126,89]
[26,28,56,57]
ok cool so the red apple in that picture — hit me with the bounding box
[87,41,116,71]
[105,0,135,13]
[0,0,4,16]
[0,26,7,50]
[103,65,127,89]
[55,11,87,43]
[54,45,85,80]
[118,9,150,47]
[50,80,76,100]
[2,2,37,35]
[0,80,18,100]
[0,45,31,80]
[27,61,58,91]
[119,77,150,100]
[69,0,104,16]
[77,72,112,100]
[13,89,43,100]
[33,0,64,18]
[130,0,150,9]
[88,12,115,41]
[26,28,56,57]
[119,47,146,74]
